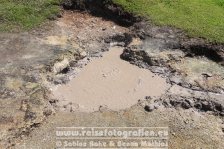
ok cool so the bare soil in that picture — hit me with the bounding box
[0,3,223,149]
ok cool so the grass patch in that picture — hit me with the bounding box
[0,0,61,32]
[113,0,224,43]
[1,0,224,43]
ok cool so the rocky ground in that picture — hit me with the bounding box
[0,1,224,149]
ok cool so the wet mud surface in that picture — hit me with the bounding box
[0,1,224,148]
[52,47,169,112]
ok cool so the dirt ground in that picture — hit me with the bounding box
[0,9,224,149]
[15,108,224,149]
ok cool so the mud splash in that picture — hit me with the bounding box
[53,47,170,112]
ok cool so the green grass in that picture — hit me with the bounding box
[113,0,224,43]
[0,0,61,31]
[1,0,224,43]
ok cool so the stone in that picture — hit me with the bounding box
[53,59,70,74]
[80,51,87,58]
[144,105,155,112]
[181,101,192,109]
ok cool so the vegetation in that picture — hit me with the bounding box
[113,0,224,43]
[0,0,61,31]
[1,0,224,43]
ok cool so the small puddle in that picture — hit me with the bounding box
[53,47,170,112]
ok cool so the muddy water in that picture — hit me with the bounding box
[53,47,170,112]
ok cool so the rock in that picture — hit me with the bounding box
[181,101,192,109]
[153,103,161,109]
[80,51,87,58]
[144,105,155,112]
[53,59,69,74]
[144,103,162,112]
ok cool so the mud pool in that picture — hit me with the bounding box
[53,47,170,112]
